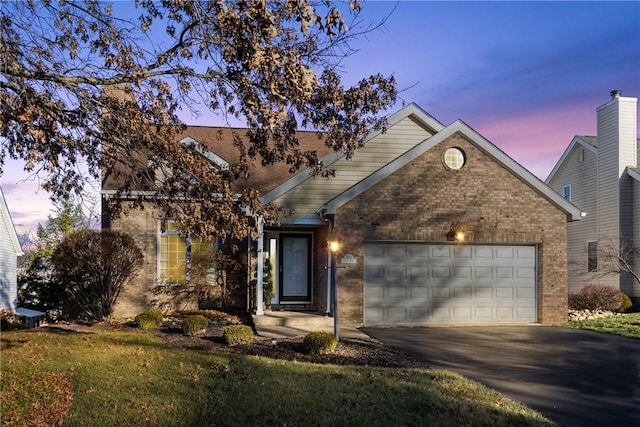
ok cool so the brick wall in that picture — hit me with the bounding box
[333,133,569,325]
[108,203,199,318]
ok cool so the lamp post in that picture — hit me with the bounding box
[328,238,341,341]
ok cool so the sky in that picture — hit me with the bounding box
[2,0,639,236]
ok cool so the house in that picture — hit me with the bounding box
[546,91,639,305]
[0,186,24,312]
[104,103,581,325]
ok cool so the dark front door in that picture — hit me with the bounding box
[279,234,311,302]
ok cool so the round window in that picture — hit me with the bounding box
[444,147,466,170]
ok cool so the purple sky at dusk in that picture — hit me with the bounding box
[2,0,639,235]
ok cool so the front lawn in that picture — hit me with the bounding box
[1,328,555,426]
[564,312,640,339]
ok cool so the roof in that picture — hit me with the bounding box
[175,127,335,195]
[0,187,24,256]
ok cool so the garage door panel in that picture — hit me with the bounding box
[364,243,537,325]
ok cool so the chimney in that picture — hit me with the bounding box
[610,89,622,100]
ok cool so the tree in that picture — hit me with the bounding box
[18,200,88,316]
[1,0,397,240]
[52,229,143,321]
[595,237,640,289]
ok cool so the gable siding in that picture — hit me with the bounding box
[0,212,18,310]
[548,143,598,293]
[273,116,435,218]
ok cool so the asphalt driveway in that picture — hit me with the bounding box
[361,326,640,427]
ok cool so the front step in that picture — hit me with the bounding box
[252,310,333,329]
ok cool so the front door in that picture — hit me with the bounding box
[279,234,312,302]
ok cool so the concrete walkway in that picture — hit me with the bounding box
[361,325,640,427]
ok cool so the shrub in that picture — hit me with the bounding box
[182,314,209,336]
[52,229,143,321]
[303,331,338,355]
[135,309,164,330]
[618,293,633,313]
[222,325,254,346]
[568,284,622,311]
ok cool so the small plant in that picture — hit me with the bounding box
[303,331,338,355]
[222,325,254,345]
[618,293,633,313]
[568,284,622,311]
[182,314,209,336]
[135,309,164,330]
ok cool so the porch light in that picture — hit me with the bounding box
[329,239,341,254]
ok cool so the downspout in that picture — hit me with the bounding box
[255,216,265,315]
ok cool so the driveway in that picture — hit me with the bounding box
[361,326,640,427]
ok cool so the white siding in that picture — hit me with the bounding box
[594,95,637,290]
[0,191,21,311]
[548,141,599,293]
[630,174,640,298]
[273,116,435,217]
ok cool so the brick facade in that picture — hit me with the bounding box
[331,133,569,325]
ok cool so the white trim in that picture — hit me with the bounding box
[179,136,229,170]
[627,167,640,182]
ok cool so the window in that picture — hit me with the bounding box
[444,147,466,170]
[578,149,584,162]
[563,185,571,201]
[159,221,217,285]
[587,241,597,272]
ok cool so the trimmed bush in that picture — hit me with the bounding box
[569,284,622,311]
[303,331,338,355]
[135,309,164,330]
[223,325,254,346]
[182,314,209,336]
[618,293,633,313]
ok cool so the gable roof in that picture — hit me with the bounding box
[546,135,640,184]
[265,106,582,224]
[545,135,599,184]
[0,187,24,256]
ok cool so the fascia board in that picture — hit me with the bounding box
[262,103,446,204]
[326,120,583,221]
[627,167,640,182]
[179,136,229,169]
[545,136,598,184]
[0,188,23,256]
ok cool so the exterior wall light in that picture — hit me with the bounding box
[329,239,341,254]
[446,222,465,242]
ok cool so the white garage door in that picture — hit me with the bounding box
[364,243,537,325]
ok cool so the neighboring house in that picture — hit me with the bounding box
[547,91,639,304]
[104,103,581,325]
[0,186,24,312]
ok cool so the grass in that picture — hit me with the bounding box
[564,312,640,339]
[1,328,555,427]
